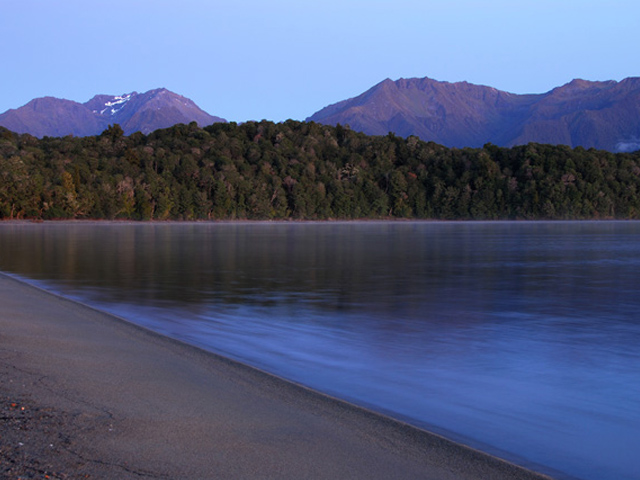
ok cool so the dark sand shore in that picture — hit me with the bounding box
[0,273,553,479]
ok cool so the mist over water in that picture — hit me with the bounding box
[1,221,639,480]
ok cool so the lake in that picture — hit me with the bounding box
[0,221,638,480]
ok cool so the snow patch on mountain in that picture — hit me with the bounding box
[97,94,133,116]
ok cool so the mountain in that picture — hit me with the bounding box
[0,88,225,137]
[307,77,640,152]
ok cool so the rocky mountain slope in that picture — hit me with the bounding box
[0,88,225,137]
[307,77,640,152]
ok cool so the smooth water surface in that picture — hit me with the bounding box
[1,221,639,480]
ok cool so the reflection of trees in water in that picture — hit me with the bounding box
[0,222,638,326]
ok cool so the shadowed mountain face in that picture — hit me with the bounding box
[307,77,640,152]
[0,89,225,137]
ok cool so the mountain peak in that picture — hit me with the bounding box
[550,78,617,96]
[0,89,226,137]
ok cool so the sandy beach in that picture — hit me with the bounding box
[0,273,553,479]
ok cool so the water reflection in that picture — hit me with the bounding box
[1,221,639,480]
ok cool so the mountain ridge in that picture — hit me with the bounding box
[3,78,640,152]
[0,88,225,137]
[307,77,640,152]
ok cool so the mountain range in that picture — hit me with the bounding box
[0,88,225,137]
[2,78,640,152]
[307,77,640,152]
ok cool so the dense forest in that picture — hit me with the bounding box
[1,121,640,220]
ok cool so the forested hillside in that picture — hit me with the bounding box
[1,121,639,220]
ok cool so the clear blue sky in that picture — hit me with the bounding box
[1,0,638,122]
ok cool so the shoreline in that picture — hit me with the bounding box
[1,217,637,226]
[0,272,555,479]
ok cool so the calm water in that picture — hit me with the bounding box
[1,221,639,480]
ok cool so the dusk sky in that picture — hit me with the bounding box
[2,0,638,123]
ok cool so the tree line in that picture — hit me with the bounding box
[1,120,639,220]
